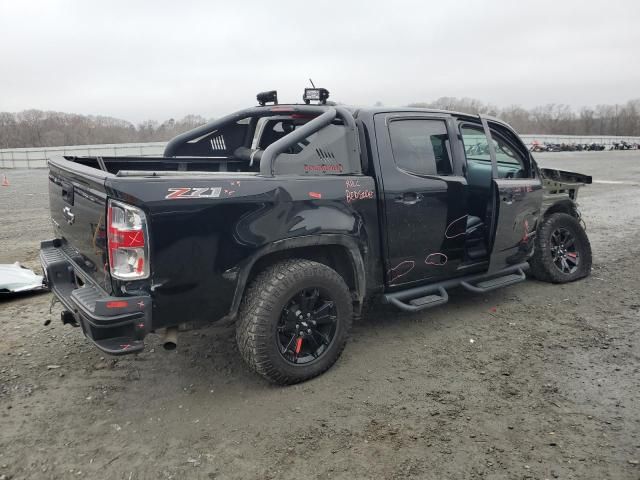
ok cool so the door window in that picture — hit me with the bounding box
[461,125,527,179]
[388,119,452,176]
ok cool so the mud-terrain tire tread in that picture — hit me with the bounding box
[529,212,592,283]
[236,259,353,385]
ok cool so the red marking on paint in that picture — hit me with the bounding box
[522,219,530,241]
[489,307,497,313]
[106,300,128,309]
[308,191,322,199]
[295,337,303,354]
[345,188,374,203]
[137,323,145,329]
[304,164,343,173]
[120,344,132,350]
[137,301,145,309]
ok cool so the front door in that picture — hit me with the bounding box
[374,113,468,287]
[479,117,544,272]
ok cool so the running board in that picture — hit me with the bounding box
[460,269,526,293]
[383,263,528,313]
[387,287,448,313]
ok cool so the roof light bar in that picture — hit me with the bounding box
[303,87,330,105]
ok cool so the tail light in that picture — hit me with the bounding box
[107,199,150,280]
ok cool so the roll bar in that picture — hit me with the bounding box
[260,106,358,176]
[164,104,359,177]
[164,109,251,157]
[259,108,334,175]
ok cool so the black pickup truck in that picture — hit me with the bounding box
[41,88,592,384]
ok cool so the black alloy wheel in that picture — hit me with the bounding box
[550,227,580,274]
[529,212,592,283]
[277,288,338,365]
[236,259,353,384]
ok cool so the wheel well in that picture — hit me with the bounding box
[544,200,578,218]
[248,245,358,296]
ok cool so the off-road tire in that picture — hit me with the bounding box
[529,213,592,283]
[236,259,353,385]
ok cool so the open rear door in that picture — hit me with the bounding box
[480,117,543,273]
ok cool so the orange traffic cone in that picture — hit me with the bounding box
[1,174,9,187]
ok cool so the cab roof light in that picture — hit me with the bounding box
[303,87,330,105]
[257,90,278,106]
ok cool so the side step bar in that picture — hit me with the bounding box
[383,263,529,313]
[387,286,449,313]
[460,270,526,293]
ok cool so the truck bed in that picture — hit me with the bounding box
[66,155,253,175]
[44,153,380,354]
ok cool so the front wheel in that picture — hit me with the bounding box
[529,212,592,283]
[236,259,353,385]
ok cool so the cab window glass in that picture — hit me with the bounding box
[493,136,525,167]
[461,125,526,178]
[389,119,452,176]
[461,126,490,161]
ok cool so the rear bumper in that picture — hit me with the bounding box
[40,239,151,355]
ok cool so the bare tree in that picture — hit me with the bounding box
[2,99,640,149]
[0,110,214,148]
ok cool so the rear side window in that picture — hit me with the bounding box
[388,119,452,176]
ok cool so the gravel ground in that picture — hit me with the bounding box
[0,151,639,480]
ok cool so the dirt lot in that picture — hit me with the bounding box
[1,151,639,480]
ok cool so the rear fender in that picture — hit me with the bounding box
[229,235,366,318]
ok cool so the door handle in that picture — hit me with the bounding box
[394,192,422,205]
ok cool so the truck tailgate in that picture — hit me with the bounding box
[48,158,111,291]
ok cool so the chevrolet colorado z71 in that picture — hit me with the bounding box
[41,88,592,384]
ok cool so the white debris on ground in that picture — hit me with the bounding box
[0,262,46,294]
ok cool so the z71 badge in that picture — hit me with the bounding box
[165,187,222,199]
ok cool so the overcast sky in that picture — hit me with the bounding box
[1,0,639,122]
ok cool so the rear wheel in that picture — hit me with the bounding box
[529,212,592,283]
[236,259,353,385]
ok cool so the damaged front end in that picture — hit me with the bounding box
[539,168,592,217]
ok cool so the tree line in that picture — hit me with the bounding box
[408,98,640,137]
[1,98,639,149]
[0,111,208,149]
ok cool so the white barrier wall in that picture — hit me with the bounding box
[520,134,640,146]
[1,135,639,169]
[0,142,166,169]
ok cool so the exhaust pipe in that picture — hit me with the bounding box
[161,327,178,350]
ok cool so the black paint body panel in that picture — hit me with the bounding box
[47,160,381,330]
[43,104,588,340]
